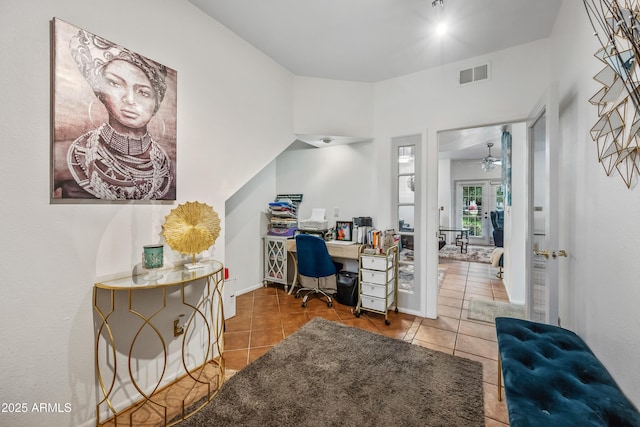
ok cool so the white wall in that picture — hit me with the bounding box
[5,2,640,423]
[293,77,374,138]
[225,161,278,292]
[375,40,551,318]
[272,142,377,274]
[550,0,640,405]
[452,161,502,182]
[503,122,527,304]
[0,1,294,426]
[225,76,377,296]
[233,0,640,405]
[226,140,378,298]
[276,141,377,247]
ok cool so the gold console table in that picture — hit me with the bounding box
[93,260,225,426]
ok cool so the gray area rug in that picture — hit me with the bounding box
[180,317,484,426]
[438,244,493,264]
[468,297,526,323]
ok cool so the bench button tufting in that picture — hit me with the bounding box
[495,318,640,426]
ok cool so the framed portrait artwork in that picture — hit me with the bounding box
[51,18,177,200]
[336,221,353,241]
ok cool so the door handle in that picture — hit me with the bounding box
[534,250,549,259]
[538,250,568,259]
[552,250,568,259]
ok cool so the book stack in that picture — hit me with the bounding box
[267,196,300,237]
[358,227,400,253]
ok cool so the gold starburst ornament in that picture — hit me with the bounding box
[162,201,221,268]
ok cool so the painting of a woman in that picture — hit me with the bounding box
[52,19,177,200]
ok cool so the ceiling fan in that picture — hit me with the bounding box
[481,142,501,172]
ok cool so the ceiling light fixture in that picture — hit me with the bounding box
[431,0,447,36]
[481,142,501,172]
[482,158,496,172]
[320,137,333,144]
[436,21,448,36]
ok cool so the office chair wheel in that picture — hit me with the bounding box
[302,301,307,308]
[385,319,390,325]
[355,311,361,318]
[395,307,399,313]
[327,301,332,307]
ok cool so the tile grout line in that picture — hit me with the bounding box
[454,261,470,355]
[445,261,465,356]
[247,291,256,365]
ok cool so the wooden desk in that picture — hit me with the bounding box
[286,239,361,259]
[286,239,362,294]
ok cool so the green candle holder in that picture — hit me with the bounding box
[143,244,164,269]
[142,244,164,281]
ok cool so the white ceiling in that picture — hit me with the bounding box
[439,124,506,161]
[187,0,562,83]
[187,0,561,155]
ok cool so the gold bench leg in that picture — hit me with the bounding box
[497,355,502,401]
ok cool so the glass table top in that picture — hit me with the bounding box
[95,259,223,290]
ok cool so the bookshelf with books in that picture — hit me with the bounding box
[263,194,302,291]
[266,194,302,238]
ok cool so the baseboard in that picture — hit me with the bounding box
[236,282,266,296]
[397,306,422,317]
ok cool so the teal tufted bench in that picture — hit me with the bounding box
[495,317,640,427]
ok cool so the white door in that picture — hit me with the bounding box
[392,135,421,313]
[455,181,491,245]
[527,86,561,325]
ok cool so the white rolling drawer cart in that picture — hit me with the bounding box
[355,245,399,325]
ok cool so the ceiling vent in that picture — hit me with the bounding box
[458,63,490,86]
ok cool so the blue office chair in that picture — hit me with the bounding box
[294,234,338,307]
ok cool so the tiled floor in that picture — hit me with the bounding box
[224,259,510,426]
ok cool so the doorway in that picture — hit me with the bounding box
[438,124,507,247]
[437,121,529,314]
[454,180,501,246]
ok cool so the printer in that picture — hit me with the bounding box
[298,208,329,231]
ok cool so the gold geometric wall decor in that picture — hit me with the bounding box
[162,201,221,265]
[584,0,640,188]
